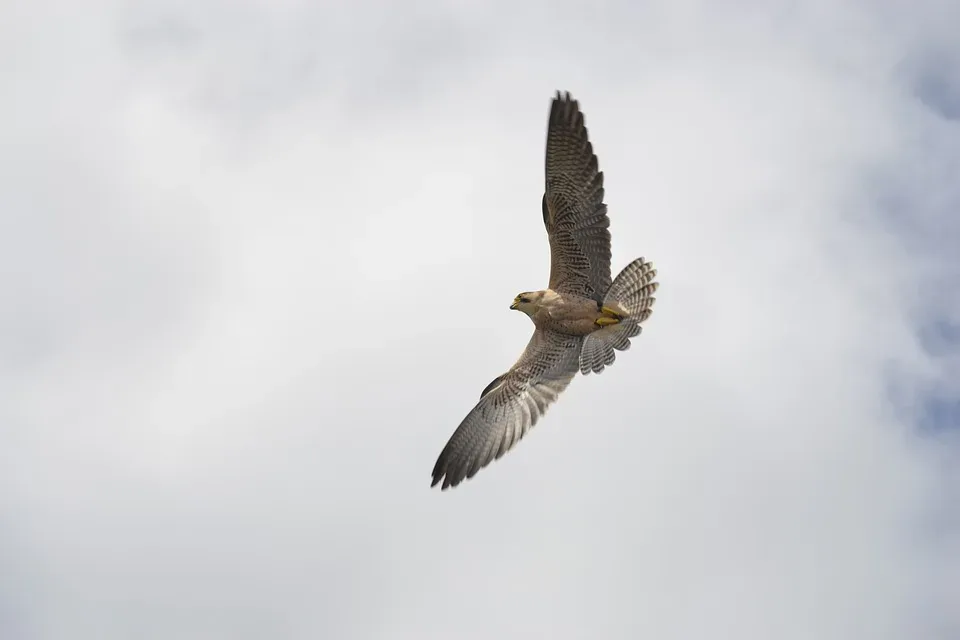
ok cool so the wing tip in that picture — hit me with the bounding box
[430,474,450,490]
[430,471,450,490]
[431,451,465,491]
[431,474,460,491]
[431,456,451,490]
[550,90,584,129]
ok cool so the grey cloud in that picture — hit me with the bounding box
[2,0,960,638]
[115,2,503,129]
[914,60,960,121]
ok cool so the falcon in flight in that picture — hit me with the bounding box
[430,91,659,490]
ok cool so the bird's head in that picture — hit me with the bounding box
[510,291,543,317]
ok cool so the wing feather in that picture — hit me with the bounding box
[543,91,612,301]
[431,329,582,490]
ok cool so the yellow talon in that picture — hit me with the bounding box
[595,316,620,327]
[601,305,623,319]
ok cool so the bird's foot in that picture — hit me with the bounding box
[595,316,620,327]
[600,305,623,319]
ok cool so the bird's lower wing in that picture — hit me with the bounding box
[431,329,583,490]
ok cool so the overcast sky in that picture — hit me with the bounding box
[2,0,959,638]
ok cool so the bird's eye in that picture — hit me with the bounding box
[520,297,530,303]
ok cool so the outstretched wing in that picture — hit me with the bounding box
[543,91,612,302]
[431,329,583,490]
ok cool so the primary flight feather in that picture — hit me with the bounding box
[430,91,659,490]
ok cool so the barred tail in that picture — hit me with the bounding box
[579,257,658,375]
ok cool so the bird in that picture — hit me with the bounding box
[430,91,659,491]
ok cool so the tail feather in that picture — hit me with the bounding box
[579,257,658,375]
[605,256,658,318]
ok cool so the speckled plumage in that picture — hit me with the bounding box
[430,92,659,491]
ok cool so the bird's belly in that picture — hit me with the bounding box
[551,318,600,336]
[536,303,602,336]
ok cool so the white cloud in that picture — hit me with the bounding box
[2,0,958,638]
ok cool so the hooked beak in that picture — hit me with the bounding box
[509,300,519,310]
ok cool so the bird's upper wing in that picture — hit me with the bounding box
[431,329,583,490]
[543,91,612,302]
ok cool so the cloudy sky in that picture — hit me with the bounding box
[3,0,959,638]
